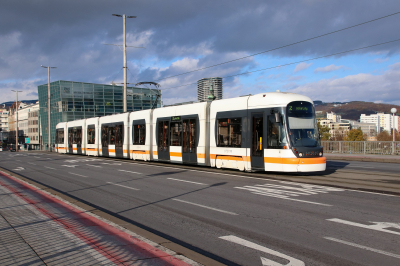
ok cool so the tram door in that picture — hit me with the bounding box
[75,127,82,154]
[182,119,197,164]
[251,113,264,169]
[115,124,123,158]
[68,128,73,154]
[158,121,170,160]
[101,126,109,157]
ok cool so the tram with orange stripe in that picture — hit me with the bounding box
[56,92,326,172]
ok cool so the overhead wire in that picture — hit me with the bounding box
[154,11,400,82]
[161,37,400,91]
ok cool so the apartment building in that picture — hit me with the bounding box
[8,102,40,150]
[360,113,399,133]
[197,77,223,102]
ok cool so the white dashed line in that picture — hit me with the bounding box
[118,170,141,174]
[107,182,139,190]
[68,172,88,178]
[87,164,102,168]
[28,162,36,165]
[325,237,400,259]
[173,199,238,215]
[167,178,207,185]
[45,166,56,170]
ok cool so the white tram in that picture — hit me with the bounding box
[56,92,326,172]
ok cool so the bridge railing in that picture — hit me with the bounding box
[321,141,400,155]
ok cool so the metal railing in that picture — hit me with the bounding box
[322,141,400,155]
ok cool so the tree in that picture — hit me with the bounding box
[317,122,331,140]
[345,128,365,141]
[378,129,400,141]
[377,130,391,141]
[331,130,346,141]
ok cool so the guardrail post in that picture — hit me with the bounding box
[339,141,341,153]
[393,142,395,155]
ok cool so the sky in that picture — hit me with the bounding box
[1,0,400,106]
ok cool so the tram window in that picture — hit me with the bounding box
[87,125,95,144]
[109,126,116,145]
[183,119,196,153]
[158,121,169,151]
[217,118,242,147]
[115,124,123,147]
[68,129,73,148]
[101,126,108,147]
[267,115,287,149]
[133,124,146,145]
[170,122,182,146]
[74,128,82,148]
[56,130,64,144]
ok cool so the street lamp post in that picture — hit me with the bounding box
[391,108,397,155]
[113,14,136,112]
[41,65,56,151]
[11,90,22,152]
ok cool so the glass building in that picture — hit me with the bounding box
[38,80,161,150]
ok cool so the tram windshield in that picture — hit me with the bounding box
[287,101,320,147]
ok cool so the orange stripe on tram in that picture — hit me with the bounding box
[131,150,150,154]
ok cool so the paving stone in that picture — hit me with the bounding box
[41,247,117,266]
[0,242,38,260]
[0,256,46,266]
[0,228,25,244]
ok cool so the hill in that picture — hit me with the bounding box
[315,101,400,121]
[1,100,38,109]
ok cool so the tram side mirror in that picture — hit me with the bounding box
[275,113,281,123]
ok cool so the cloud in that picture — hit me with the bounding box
[372,58,389,64]
[288,63,400,105]
[314,64,345,73]
[288,75,305,81]
[294,63,312,73]
[1,1,400,104]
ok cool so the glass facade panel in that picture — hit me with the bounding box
[38,80,161,150]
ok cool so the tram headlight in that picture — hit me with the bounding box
[299,153,303,157]
[319,152,323,157]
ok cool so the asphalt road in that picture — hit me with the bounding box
[1,151,399,266]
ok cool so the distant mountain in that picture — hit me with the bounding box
[1,100,38,108]
[315,101,400,121]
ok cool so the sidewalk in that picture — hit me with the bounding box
[0,171,200,266]
[325,153,400,163]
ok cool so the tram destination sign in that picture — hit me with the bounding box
[172,116,181,121]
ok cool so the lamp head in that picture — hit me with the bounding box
[391,108,397,114]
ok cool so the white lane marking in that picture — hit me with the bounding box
[328,219,400,236]
[172,199,238,215]
[118,170,141,174]
[13,167,24,171]
[16,160,21,162]
[107,182,139,190]
[68,172,88,178]
[102,162,122,165]
[167,178,207,185]
[87,164,102,168]
[28,162,36,165]
[111,161,400,198]
[235,183,336,206]
[62,165,78,168]
[44,166,56,170]
[324,237,400,259]
[220,235,305,266]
